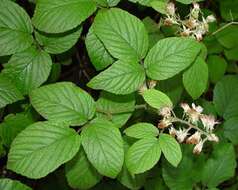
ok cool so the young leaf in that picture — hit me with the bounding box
[7,121,81,179]
[0,0,33,56]
[0,75,23,108]
[159,134,182,167]
[126,137,161,174]
[32,0,97,33]
[202,143,236,188]
[0,178,32,190]
[182,57,208,100]
[81,118,124,178]
[65,148,102,189]
[85,27,114,71]
[142,89,173,110]
[2,47,52,95]
[124,123,159,139]
[144,37,201,80]
[30,82,96,126]
[35,27,82,54]
[93,8,149,61]
[88,60,145,95]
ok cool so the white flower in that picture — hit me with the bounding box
[193,140,204,154]
[148,80,157,89]
[160,106,172,118]
[191,103,203,113]
[180,26,191,37]
[186,131,201,144]
[180,103,190,113]
[176,128,188,143]
[193,3,200,10]
[166,2,175,16]
[188,103,203,123]
[206,15,216,23]
[207,134,219,142]
[138,83,148,94]
[158,118,172,129]
[169,127,177,137]
[200,115,219,131]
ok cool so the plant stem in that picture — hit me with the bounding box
[212,21,238,35]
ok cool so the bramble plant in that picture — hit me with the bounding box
[0,0,238,190]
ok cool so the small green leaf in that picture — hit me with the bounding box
[7,121,81,179]
[0,0,33,56]
[0,75,23,108]
[182,57,208,100]
[124,123,159,139]
[202,143,236,188]
[65,148,102,189]
[32,0,97,33]
[0,178,32,190]
[145,37,201,80]
[142,89,173,110]
[30,82,96,126]
[82,118,124,178]
[126,137,161,174]
[159,134,182,167]
[2,47,52,95]
[35,27,82,54]
[88,60,145,95]
[93,8,149,61]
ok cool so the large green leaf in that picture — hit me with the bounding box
[82,118,124,178]
[0,113,34,147]
[219,0,238,21]
[30,82,96,126]
[96,92,135,127]
[128,0,153,6]
[182,57,208,100]
[124,123,159,139]
[224,117,238,145]
[126,137,161,174]
[95,0,120,7]
[32,0,97,33]
[2,47,52,95]
[176,0,204,4]
[202,143,236,188]
[0,75,23,108]
[144,37,201,80]
[85,26,114,71]
[7,121,81,179]
[0,0,33,56]
[159,134,182,167]
[0,178,32,190]
[213,75,238,119]
[88,60,145,95]
[65,148,102,189]
[142,89,173,110]
[35,27,82,54]
[93,8,149,61]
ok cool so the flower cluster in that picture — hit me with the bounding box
[163,2,216,41]
[158,103,219,154]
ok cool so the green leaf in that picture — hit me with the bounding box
[0,178,32,190]
[0,0,33,56]
[0,113,34,147]
[65,148,102,189]
[126,137,161,174]
[224,117,238,145]
[96,92,135,127]
[150,1,167,14]
[224,46,238,61]
[30,82,95,126]
[7,121,81,179]
[94,0,120,7]
[202,143,236,188]
[85,26,114,71]
[93,8,149,61]
[207,55,227,83]
[219,0,238,21]
[159,134,182,167]
[2,47,52,95]
[128,0,153,6]
[124,123,159,139]
[142,89,173,110]
[32,0,97,33]
[182,57,208,99]
[88,60,145,95]
[0,75,23,108]
[82,118,124,178]
[216,25,238,49]
[35,27,82,54]
[213,75,238,119]
[144,37,201,80]
[176,0,204,4]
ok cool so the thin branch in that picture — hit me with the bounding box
[212,21,238,35]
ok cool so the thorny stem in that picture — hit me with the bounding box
[212,21,238,35]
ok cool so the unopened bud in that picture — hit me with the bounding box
[148,80,157,89]
[193,140,204,154]
[166,2,175,16]
[206,15,216,23]
[186,131,201,144]
[159,106,172,118]
[207,134,219,142]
